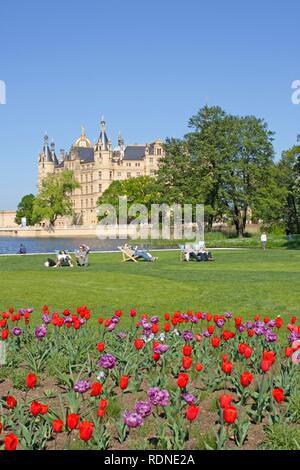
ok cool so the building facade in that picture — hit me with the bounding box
[0,211,17,228]
[38,117,164,226]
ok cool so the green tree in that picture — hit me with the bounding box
[220,115,276,236]
[15,194,39,226]
[277,145,300,233]
[97,176,159,222]
[157,106,278,236]
[32,170,80,226]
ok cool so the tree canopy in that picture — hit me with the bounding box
[15,194,39,226]
[32,170,80,226]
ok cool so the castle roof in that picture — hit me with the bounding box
[76,147,95,163]
[123,145,146,161]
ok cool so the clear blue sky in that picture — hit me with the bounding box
[0,0,299,209]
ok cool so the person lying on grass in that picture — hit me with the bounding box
[45,250,74,268]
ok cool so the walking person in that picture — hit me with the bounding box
[261,232,267,250]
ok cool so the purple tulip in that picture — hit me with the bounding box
[34,325,47,340]
[135,401,152,418]
[147,387,169,407]
[151,316,159,324]
[182,330,194,342]
[12,327,22,337]
[123,411,144,428]
[182,393,196,404]
[98,353,117,369]
[74,380,91,393]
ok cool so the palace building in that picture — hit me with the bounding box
[38,117,164,226]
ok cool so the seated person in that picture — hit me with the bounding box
[196,246,214,262]
[183,244,195,262]
[133,245,156,261]
[19,244,26,255]
[53,250,74,268]
[75,244,90,267]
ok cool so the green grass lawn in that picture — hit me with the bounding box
[0,249,299,324]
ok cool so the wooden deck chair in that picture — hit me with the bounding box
[118,246,139,263]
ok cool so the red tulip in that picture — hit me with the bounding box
[79,421,93,441]
[152,324,159,334]
[195,362,204,372]
[206,314,212,322]
[164,323,171,332]
[134,338,144,350]
[182,356,192,370]
[130,309,137,317]
[291,316,297,324]
[248,329,254,337]
[235,317,242,327]
[275,317,282,329]
[183,345,192,357]
[263,351,276,364]
[285,347,293,358]
[186,405,199,422]
[97,407,105,418]
[1,329,9,340]
[97,342,105,352]
[208,325,214,335]
[6,395,17,409]
[223,406,237,424]
[40,403,48,414]
[222,330,233,341]
[244,346,253,358]
[66,413,80,430]
[164,313,170,320]
[219,394,233,409]
[91,382,103,397]
[26,373,37,389]
[99,399,108,410]
[222,361,233,374]
[211,337,221,348]
[4,433,18,450]
[238,343,247,354]
[120,375,129,390]
[261,359,272,373]
[177,372,189,389]
[272,387,284,404]
[52,419,63,433]
[153,352,160,362]
[240,371,253,387]
[31,401,42,416]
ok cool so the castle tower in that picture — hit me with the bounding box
[38,133,55,191]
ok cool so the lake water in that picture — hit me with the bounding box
[0,237,131,255]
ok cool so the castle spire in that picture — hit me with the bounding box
[99,115,109,150]
[43,132,53,162]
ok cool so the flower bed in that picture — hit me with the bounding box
[0,306,299,450]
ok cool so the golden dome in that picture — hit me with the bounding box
[74,126,92,148]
